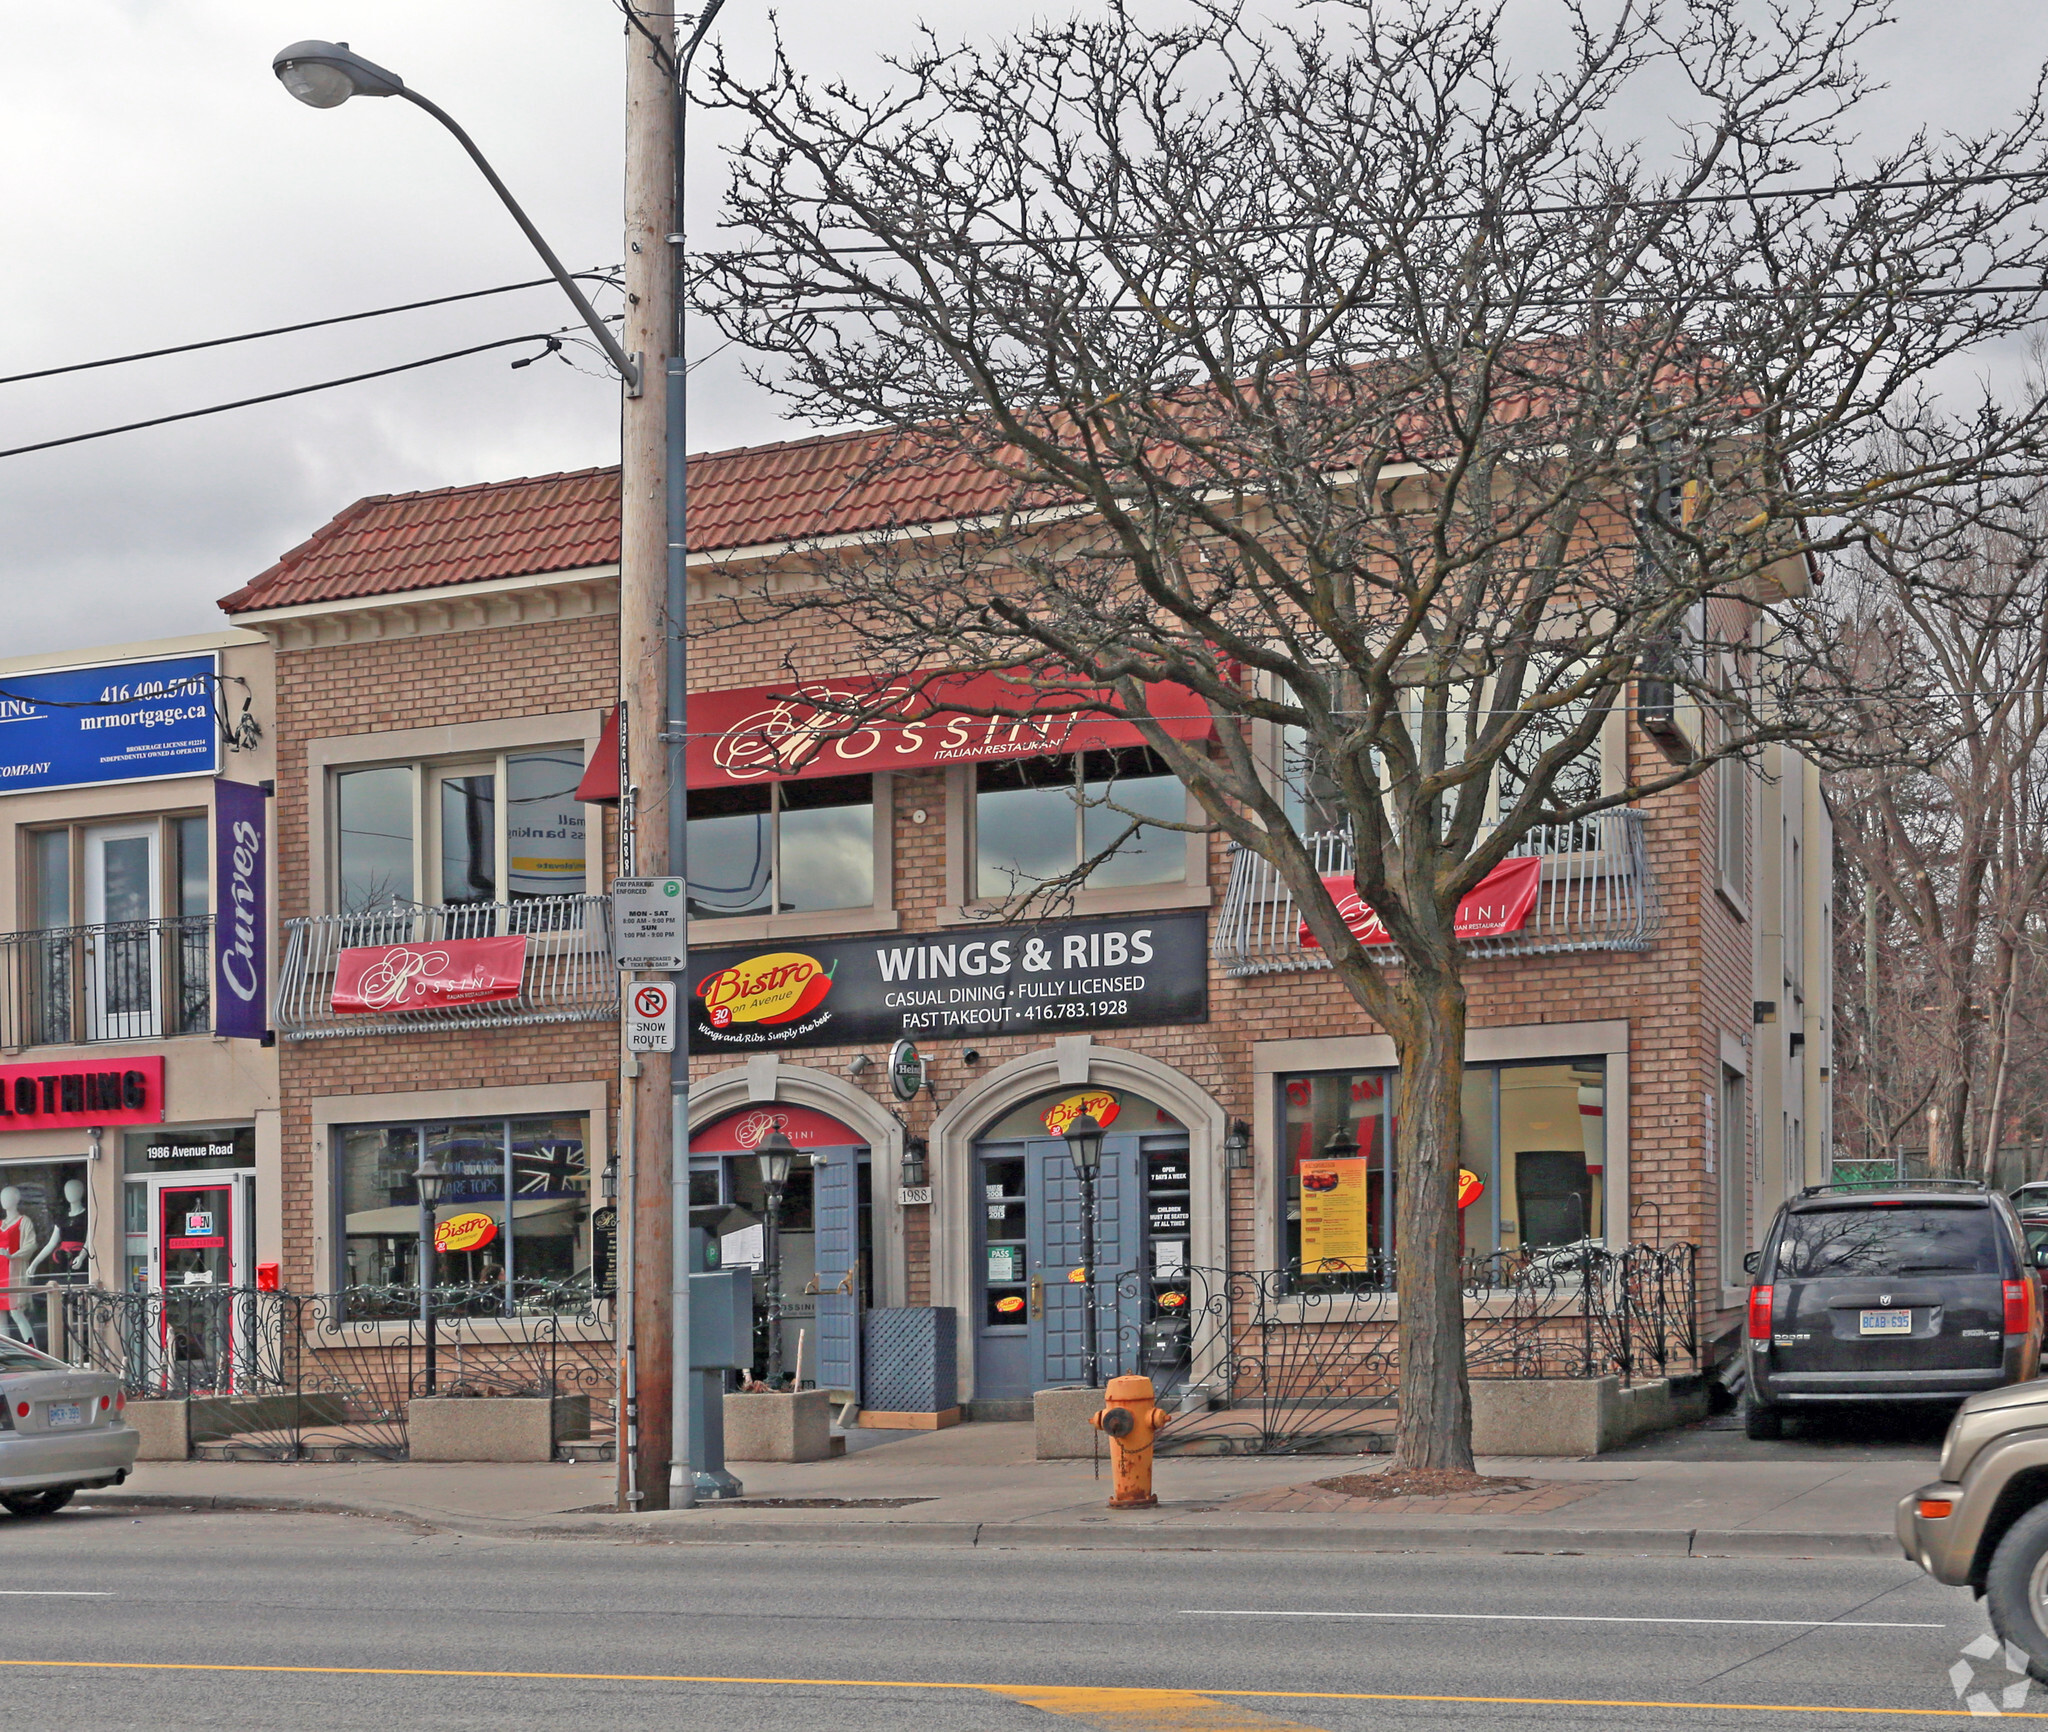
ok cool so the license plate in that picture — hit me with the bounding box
[1859,1309,1913,1336]
[44,1402,83,1428]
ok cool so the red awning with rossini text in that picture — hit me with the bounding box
[573,673,1216,801]
[1300,854,1544,949]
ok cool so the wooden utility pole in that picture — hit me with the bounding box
[617,1,678,1513]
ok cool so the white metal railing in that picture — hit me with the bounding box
[1212,810,1658,977]
[275,895,619,1039]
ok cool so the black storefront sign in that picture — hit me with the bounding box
[687,910,1207,1053]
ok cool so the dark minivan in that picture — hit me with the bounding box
[1744,1181,2042,1440]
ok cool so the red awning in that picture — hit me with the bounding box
[574,676,1214,802]
[1300,854,1544,949]
[686,672,1214,789]
[575,707,621,804]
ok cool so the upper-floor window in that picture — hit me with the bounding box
[686,774,874,920]
[335,748,588,916]
[975,747,1186,899]
[27,814,208,932]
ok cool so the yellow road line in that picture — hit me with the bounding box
[991,1682,1335,1729]
[0,1658,2032,1719]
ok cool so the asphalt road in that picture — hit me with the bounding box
[0,1504,2025,1729]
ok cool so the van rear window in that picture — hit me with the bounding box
[1774,1206,2003,1279]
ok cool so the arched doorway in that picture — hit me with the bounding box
[967,1085,1194,1407]
[688,1104,870,1395]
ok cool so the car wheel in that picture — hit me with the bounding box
[1986,1503,2048,1682]
[1743,1395,1784,1440]
[0,1487,74,1518]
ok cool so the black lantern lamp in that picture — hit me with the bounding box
[1323,1122,1360,1160]
[755,1130,797,1387]
[900,1135,929,1190]
[413,1153,452,1394]
[1061,1112,1106,1387]
[1224,1118,1252,1171]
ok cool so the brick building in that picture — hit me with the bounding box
[217,434,1830,1419]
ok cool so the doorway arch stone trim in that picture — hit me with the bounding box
[926,1037,1225,1402]
[683,1060,907,1309]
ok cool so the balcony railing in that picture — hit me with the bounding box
[0,915,213,1047]
[1213,809,1658,977]
[275,894,619,1040]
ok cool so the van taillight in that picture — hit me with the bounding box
[2006,1280,2033,1335]
[1748,1284,1773,1339]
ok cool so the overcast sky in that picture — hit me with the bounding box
[1,1,2040,658]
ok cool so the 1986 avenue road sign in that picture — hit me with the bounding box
[612,877,686,970]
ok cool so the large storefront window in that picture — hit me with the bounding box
[335,1115,591,1302]
[1279,1058,1606,1278]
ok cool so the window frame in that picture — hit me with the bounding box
[22,810,209,933]
[682,770,899,944]
[940,757,1210,925]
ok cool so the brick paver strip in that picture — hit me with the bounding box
[1222,1480,1604,1517]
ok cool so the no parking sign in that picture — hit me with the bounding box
[626,981,677,1053]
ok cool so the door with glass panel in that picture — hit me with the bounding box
[84,822,161,1039]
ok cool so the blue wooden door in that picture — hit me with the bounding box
[811,1146,861,1401]
[1029,1134,1143,1388]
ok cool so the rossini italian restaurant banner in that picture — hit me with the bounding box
[686,910,1208,1053]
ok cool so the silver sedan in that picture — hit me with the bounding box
[0,1334,138,1516]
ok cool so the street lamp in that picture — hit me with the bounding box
[1061,1112,1106,1388]
[755,1130,797,1388]
[413,1153,452,1395]
[270,39,639,393]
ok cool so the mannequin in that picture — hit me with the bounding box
[0,1187,33,1341]
[25,1179,87,1283]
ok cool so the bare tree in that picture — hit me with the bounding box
[1831,523,2048,1184]
[694,0,2048,1470]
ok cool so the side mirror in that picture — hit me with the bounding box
[1742,1250,1761,1276]
[2033,1245,2048,1269]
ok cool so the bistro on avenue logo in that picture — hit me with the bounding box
[696,951,838,1029]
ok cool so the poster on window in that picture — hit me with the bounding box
[506,751,588,897]
[1299,1157,1371,1271]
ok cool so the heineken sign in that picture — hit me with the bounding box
[686,911,1208,1053]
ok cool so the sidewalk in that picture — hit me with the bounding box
[76,1420,1931,1560]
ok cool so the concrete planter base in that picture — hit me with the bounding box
[1034,1386,1110,1459]
[1470,1375,1705,1456]
[407,1395,590,1462]
[125,1401,191,1461]
[122,1393,355,1461]
[724,1389,836,1462]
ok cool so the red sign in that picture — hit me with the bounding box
[683,672,1216,789]
[1300,854,1544,949]
[689,1105,862,1154]
[331,935,528,1014]
[0,1055,163,1128]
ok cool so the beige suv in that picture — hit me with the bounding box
[1900,1378,2048,1674]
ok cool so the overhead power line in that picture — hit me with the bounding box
[0,332,571,462]
[0,270,621,389]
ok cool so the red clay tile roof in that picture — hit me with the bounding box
[217,426,1015,615]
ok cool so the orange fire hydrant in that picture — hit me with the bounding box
[1092,1374,1170,1508]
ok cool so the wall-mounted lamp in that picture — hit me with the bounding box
[1224,1118,1252,1171]
[847,1053,872,1078]
[900,1135,929,1190]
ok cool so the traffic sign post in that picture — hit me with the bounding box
[627,980,678,1053]
[613,877,688,971]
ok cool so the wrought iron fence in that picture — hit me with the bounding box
[42,1282,615,1461]
[275,894,619,1039]
[1212,810,1658,977]
[0,915,212,1046]
[1111,1242,1698,1455]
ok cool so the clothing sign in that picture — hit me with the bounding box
[686,672,1216,788]
[1299,1157,1371,1270]
[213,779,267,1039]
[0,653,217,795]
[0,1056,163,1128]
[1301,854,1544,949]
[686,911,1208,1053]
[330,935,528,1014]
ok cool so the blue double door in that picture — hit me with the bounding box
[975,1135,1147,1404]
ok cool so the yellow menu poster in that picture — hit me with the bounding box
[1299,1157,1370,1270]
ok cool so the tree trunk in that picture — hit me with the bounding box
[1388,968,1475,1474]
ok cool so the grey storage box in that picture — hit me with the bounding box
[859,1306,960,1428]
